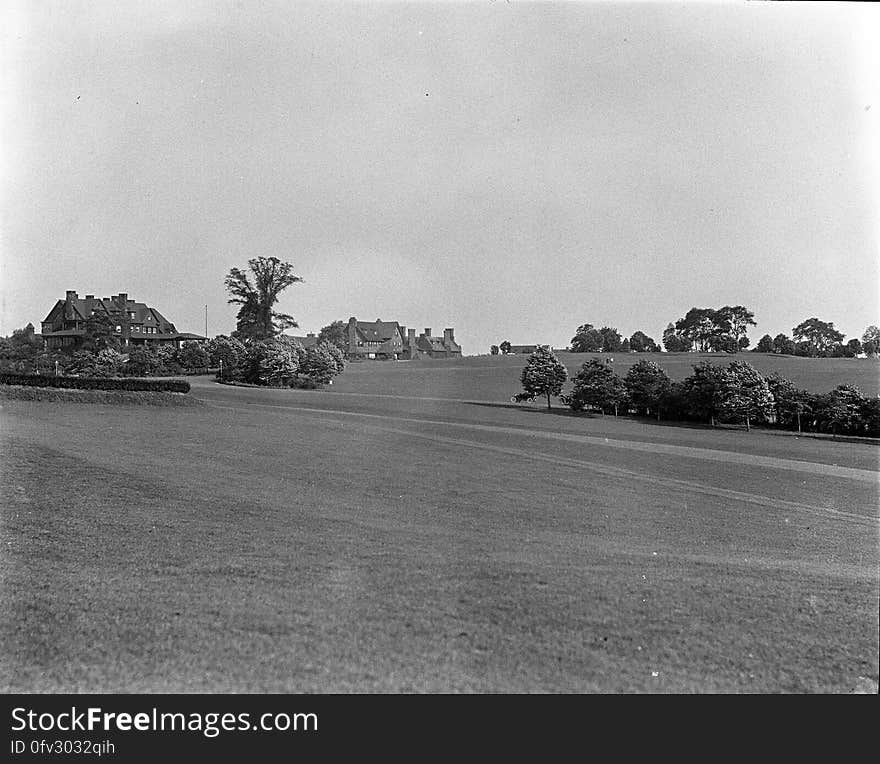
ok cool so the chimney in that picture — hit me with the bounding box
[118,293,128,306]
[408,328,416,340]
[85,295,94,300]
[424,328,431,337]
[444,328,455,343]
[65,290,78,301]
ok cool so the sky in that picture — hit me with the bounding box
[1,1,878,353]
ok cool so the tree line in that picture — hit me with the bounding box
[559,307,878,359]
[516,347,880,437]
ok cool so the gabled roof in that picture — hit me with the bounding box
[355,320,402,343]
[44,294,177,333]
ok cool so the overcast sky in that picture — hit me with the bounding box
[1,1,877,352]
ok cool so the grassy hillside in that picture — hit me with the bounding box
[331,352,879,402]
[1,372,876,693]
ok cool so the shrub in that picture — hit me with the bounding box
[126,345,160,376]
[302,342,343,384]
[0,372,190,393]
[176,341,210,371]
[207,336,247,379]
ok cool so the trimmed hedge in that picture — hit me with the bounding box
[0,372,190,394]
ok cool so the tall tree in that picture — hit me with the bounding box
[499,340,512,354]
[520,347,568,409]
[317,320,348,353]
[754,334,774,353]
[792,318,844,357]
[570,323,603,353]
[662,323,691,352]
[716,305,756,349]
[598,326,624,353]
[675,308,717,352]
[490,345,500,355]
[629,331,659,353]
[772,333,795,355]
[861,326,880,357]
[225,257,303,340]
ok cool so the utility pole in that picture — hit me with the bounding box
[205,304,208,338]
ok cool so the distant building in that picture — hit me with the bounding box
[345,317,462,360]
[506,344,548,355]
[41,290,205,350]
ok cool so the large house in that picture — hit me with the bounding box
[41,290,204,350]
[345,317,462,360]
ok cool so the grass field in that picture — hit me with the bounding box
[1,359,878,693]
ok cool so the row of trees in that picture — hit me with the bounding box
[517,348,879,437]
[753,324,879,359]
[564,310,877,359]
[570,324,660,354]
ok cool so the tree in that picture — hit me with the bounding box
[772,333,796,355]
[322,342,345,376]
[675,308,717,352]
[624,360,672,419]
[754,334,774,353]
[317,320,348,353]
[206,335,247,379]
[662,323,691,352]
[302,342,342,384]
[155,345,181,375]
[682,361,728,426]
[792,318,844,357]
[813,385,864,435]
[629,331,659,353]
[225,256,303,340]
[861,326,880,356]
[568,358,626,414]
[569,324,603,353]
[83,312,122,352]
[716,305,756,349]
[717,360,773,431]
[765,373,811,433]
[490,345,499,355]
[598,326,624,353]
[499,340,512,354]
[520,347,568,409]
[844,338,862,358]
[176,341,210,371]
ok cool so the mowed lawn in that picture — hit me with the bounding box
[328,351,880,401]
[1,365,878,693]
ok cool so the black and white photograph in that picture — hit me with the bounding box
[1,0,878,715]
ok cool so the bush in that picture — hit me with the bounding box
[302,342,343,384]
[0,372,190,393]
[176,341,210,371]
